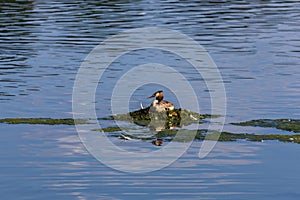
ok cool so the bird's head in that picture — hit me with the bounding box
[148,90,163,100]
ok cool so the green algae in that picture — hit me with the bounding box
[0,118,90,125]
[204,131,300,143]
[155,129,202,142]
[231,119,300,133]
[92,127,122,132]
[2,115,300,145]
[97,126,300,144]
[92,126,135,132]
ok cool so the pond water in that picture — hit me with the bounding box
[1,0,300,199]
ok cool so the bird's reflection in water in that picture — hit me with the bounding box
[149,119,166,146]
[148,106,180,146]
[152,139,163,146]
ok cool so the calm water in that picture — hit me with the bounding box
[1,0,300,199]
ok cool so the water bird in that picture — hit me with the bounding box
[148,90,174,112]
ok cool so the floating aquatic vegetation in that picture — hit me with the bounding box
[205,131,300,143]
[92,127,122,132]
[112,106,217,127]
[94,126,300,144]
[0,118,90,125]
[231,119,300,133]
[2,116,300,145]
[92,126,136,132]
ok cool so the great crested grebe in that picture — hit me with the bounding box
[148,90,174,112]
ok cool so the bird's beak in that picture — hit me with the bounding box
[148,94,155,98]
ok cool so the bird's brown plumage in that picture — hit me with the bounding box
[148,90,174,112]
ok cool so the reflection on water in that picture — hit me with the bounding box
[1,0,300,199]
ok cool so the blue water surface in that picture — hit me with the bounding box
[1,0,300,199]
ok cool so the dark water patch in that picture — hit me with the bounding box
[0,92,15,97]
[0,98,12,101]
[19,93,29,96]
[232,119,300,133]
[26,88,39,91]
[0,78,25,83]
